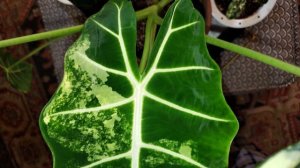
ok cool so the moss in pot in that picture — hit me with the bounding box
[215,0,269,19]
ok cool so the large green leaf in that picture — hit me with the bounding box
[0,49,32,92]
[40,0,238,167]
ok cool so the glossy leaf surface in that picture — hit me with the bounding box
[40,0,238,167]
[0,49,32,92]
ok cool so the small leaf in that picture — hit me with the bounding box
[0,50,32,92]
[40,0,239,167]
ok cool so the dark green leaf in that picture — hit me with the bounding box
[40,0,238,167]
[0,50,32,92]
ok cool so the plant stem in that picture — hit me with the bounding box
[8,40,54,70]
[0,0,173,49]
[157,0,173,11]
[0,25,83,48]
[136,0,173,21]
[153,15,164,25]
[205,36,300,76]
[136,6,158,21]
[139,16,157,73]
[138,0,171,73]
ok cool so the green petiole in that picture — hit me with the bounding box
[0,0,171,48]
[0,0,299,77]
[205,36,300,76]
[8,40,54,70]
[0,25,83,49]
[139,16,158,73]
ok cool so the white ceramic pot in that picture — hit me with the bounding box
[211,0,277,28]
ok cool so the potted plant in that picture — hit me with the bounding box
[211,0,277,28]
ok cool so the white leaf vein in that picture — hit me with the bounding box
[171,21,199,33]
[91,19,119,38]
[113,2,123,10]
[77,52,127,77]
[145,91,230,122]
[81,151,131,168]
[155,66,214,73]
[144,0,200,81]
[169,0,180,28]
[141,143,207,168]
[115,3,137,85]
[47,97,134,118]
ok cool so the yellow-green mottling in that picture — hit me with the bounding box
[42,33,132,163]
[179,145,192,158]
